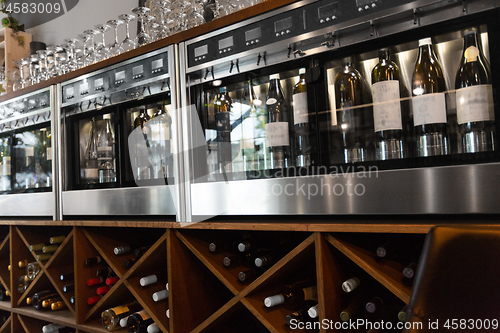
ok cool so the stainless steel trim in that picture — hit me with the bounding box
[191,163,500,215]
[0,192,55,216]
[60,73,171,108]
[0,107,51,126]
[62,186,177,215]
[61,46,171,87]
[53,84,63,220]
[178,42,193,223]
[0,87,51,107]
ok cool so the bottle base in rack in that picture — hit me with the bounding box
[344,147,366,163]
[462,130,495,153]
[376,139,404,160]
[416,132,449,157]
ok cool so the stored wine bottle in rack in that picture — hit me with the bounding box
[31,290,59,311]
[215,86,232,173]
[60,272,74,281]
[342,277,361,293]
[266,73,291,169]
[49,235,66,244]
[208,231,251,254]
[372,49,405,160]
[101,301,142,331]
[412,37,449,157]
[285,299,318,328]
[293,67,311,167]
[139,274,157,287]
[85,255,102,266]
[127,309,154,333]
[455,27,495,153]
[264,282,317,310]
[152,288,169,302]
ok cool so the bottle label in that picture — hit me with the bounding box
[25,146,34,157]
[372,81,403,132]
[456,85,494,124]
[266,98,278,105]
[46,147,52,160]
[84,168,98,179]
[137,309,151,320]
[293,92,309,125]
[98,146,113,151]
[265,122,289,147]
[215,112,231,132]
[412,93,447,126]
[111,305,130,315]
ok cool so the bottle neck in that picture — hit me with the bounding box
[464,32,479,50]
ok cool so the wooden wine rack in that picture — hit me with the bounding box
[0,221,437,333]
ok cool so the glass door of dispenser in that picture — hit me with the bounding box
[0,136,11,193]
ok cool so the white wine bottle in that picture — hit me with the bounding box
[127,310,154,333]
[266,73,291,169]
[97,114,116,183]
[455,27,495,153]
[371,49,405,160]
[101,301,142,331]
[293,68,311,167]
[412,38,449,156]
[83,117,99,184]
[342,277,360,293]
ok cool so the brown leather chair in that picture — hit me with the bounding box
[404,225,500,332]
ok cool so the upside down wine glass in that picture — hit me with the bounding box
[132,7,152,47]
[107,19,124,56]
[95,24,111,61]
[118,14,137,52]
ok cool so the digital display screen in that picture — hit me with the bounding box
[274,17,292,32]
[94,78,104,87]
[133,65,144,76]
[245,27,262,41]
[152,58,163,70]
[66,87,74,96]
[318,3,339,19]
[218,36,233,49]
[115,71,125,81]
[194,45,208,57]
[356,0,371,6]
[80,82,88,92]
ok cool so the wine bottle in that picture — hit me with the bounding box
[365,297,384,314]
[152,289,169,302]
[372,49,405,160]
[88,295,102,305]
[114,245,131,256]
[127,310,154,333]
[147,323,160,333]
[42,324,65,332]
[26,296,32,305]
[134,106,151,131]
[124,258,138,269]
[84,117,99,184]
[335,59,367,163]
[42,297,62,308]
[376,242,393,259]
[264,284,317,310]
[97,286,110,295]
[36,253,52,262]
[412,38,449,156]
[63,283,74,293]
[340,291,365,321]
[70,296,75,304]
[42,245,59,253]
[266,73,291,169]
[0,289,9,301]
[455,27,495,153]
[26,262,41,280]
[215,86,232,173]
[106,276,120,286]
[293,67,311,167]
[60,272,74,281]
[32,290,59,311]
[238,269,257,283]
[97,114,116,183]
[398,304,408,322]
[308,304,319,318]
[285,300,318,327]
[84,255,102,266]
[50,235,66,244]
[17,275,29,294]
[150,101,172,179]
[29,243,45,251]
[140,275,157,287]
[87,276,105,286]
[166,309,169,318]
[134,246,150,257]
[18,259,29,268]
[342,277,361,293]
[223,252,255,268]
[403,262,418,279]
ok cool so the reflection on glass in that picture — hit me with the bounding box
[14,127,52,191]
[0,137,11,192]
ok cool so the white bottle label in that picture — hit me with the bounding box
[47,147,52,160]
[293,92,308,125]
[25,146,34,157]
[412,93,447,126]
[265,122,289,147]
[85,168,98,179]
[456,85,494,124]
[372,81,403,132]
[266,98,278,105]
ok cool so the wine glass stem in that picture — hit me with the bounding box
[126,22,131,39]
[114,27,119,44]
[140,16,146,35]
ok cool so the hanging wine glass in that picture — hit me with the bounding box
[156,0,171,39]
[28,55,40,85]
[132,7,152,47]
[185,0,206,29]
[118,14,137,52]
[83,29,100,65]
[77,33,92,67]
[107,19,124,56]
[63,38,80,71]
[95,24,111,61]
[36,50,50,81]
